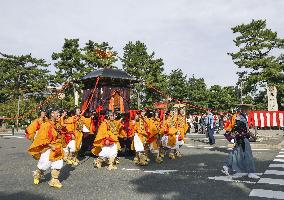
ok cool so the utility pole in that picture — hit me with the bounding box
[16,95,20,132]
[16,74,21,132]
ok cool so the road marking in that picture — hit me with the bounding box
[274,159,284,163]
[249,189,284,199]
[2,136,25,139]
[231,173,262,178]
[227,148,273,151]
[264,170,284,176]
[279,152,284,154]
[248,150,284,199]
[121,168,140,171]
[184,144,195,147]
[208,176,256,184]
[0,134,13,137]
[269,164,284,168]
[252,149,270,151]
[231,173,248,178]
[185,146,274,151]
[121,169,179,174]
[258,178,284,186]
[144,170,178,174]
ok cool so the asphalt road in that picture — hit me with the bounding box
[0,134,283,200]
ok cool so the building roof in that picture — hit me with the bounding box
[80,68,138,82]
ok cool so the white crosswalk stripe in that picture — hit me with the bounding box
[249,189,284,199]
[249,150,284,199]
[269,164,284,168]
[258,178,284,186]
[264,170,284,176]
[274,159,284,163]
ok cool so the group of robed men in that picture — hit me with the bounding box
[25,107,189,188]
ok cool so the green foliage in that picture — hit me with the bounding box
[81,40,118,69]
[52,38,89,84]
[0,53,50,103]
[229,19,284,109]
[276,54,284,109]
[207,85,239,111]
[168,69,188,100]
[187,75,208,112]
[0,97,39,125]
[52,39,91,107]
[121,41,167,108]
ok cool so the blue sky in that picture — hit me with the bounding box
[1,0,283,86]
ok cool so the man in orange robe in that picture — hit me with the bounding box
[92,112,122,170]
[25,111,47,141]
[27,110,64,189]
[163,111,179,159]
[129,112,149,165]
[160,110,187,159]
[63,108,92,166]
[160,111,171,158]
[175,110,189,157]
[144,110,163,164]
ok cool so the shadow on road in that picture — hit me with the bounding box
[0,191,54,200]
[60,164,76,182]
[191,138,209,145]
[209,147,231,154]
[129,152,271,200]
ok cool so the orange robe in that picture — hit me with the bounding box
[145,117,160,150]
[167,117,178,147]
[128,120,136,138]
[81,116,95,134]
[225,114,237,132]
[117,120,127,139]
[25,118,45,141]
[160,117,170,136]
[176,115,189,141]
[131,119,148,150]
[91,120,121,156]
[65,116,84,152]
[28,121,64,161]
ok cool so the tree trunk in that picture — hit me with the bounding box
[267,85,278,111]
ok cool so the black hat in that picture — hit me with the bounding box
[105,110,114,119]
[145,110,154,118]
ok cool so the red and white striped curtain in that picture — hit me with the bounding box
[248,111,284,128]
